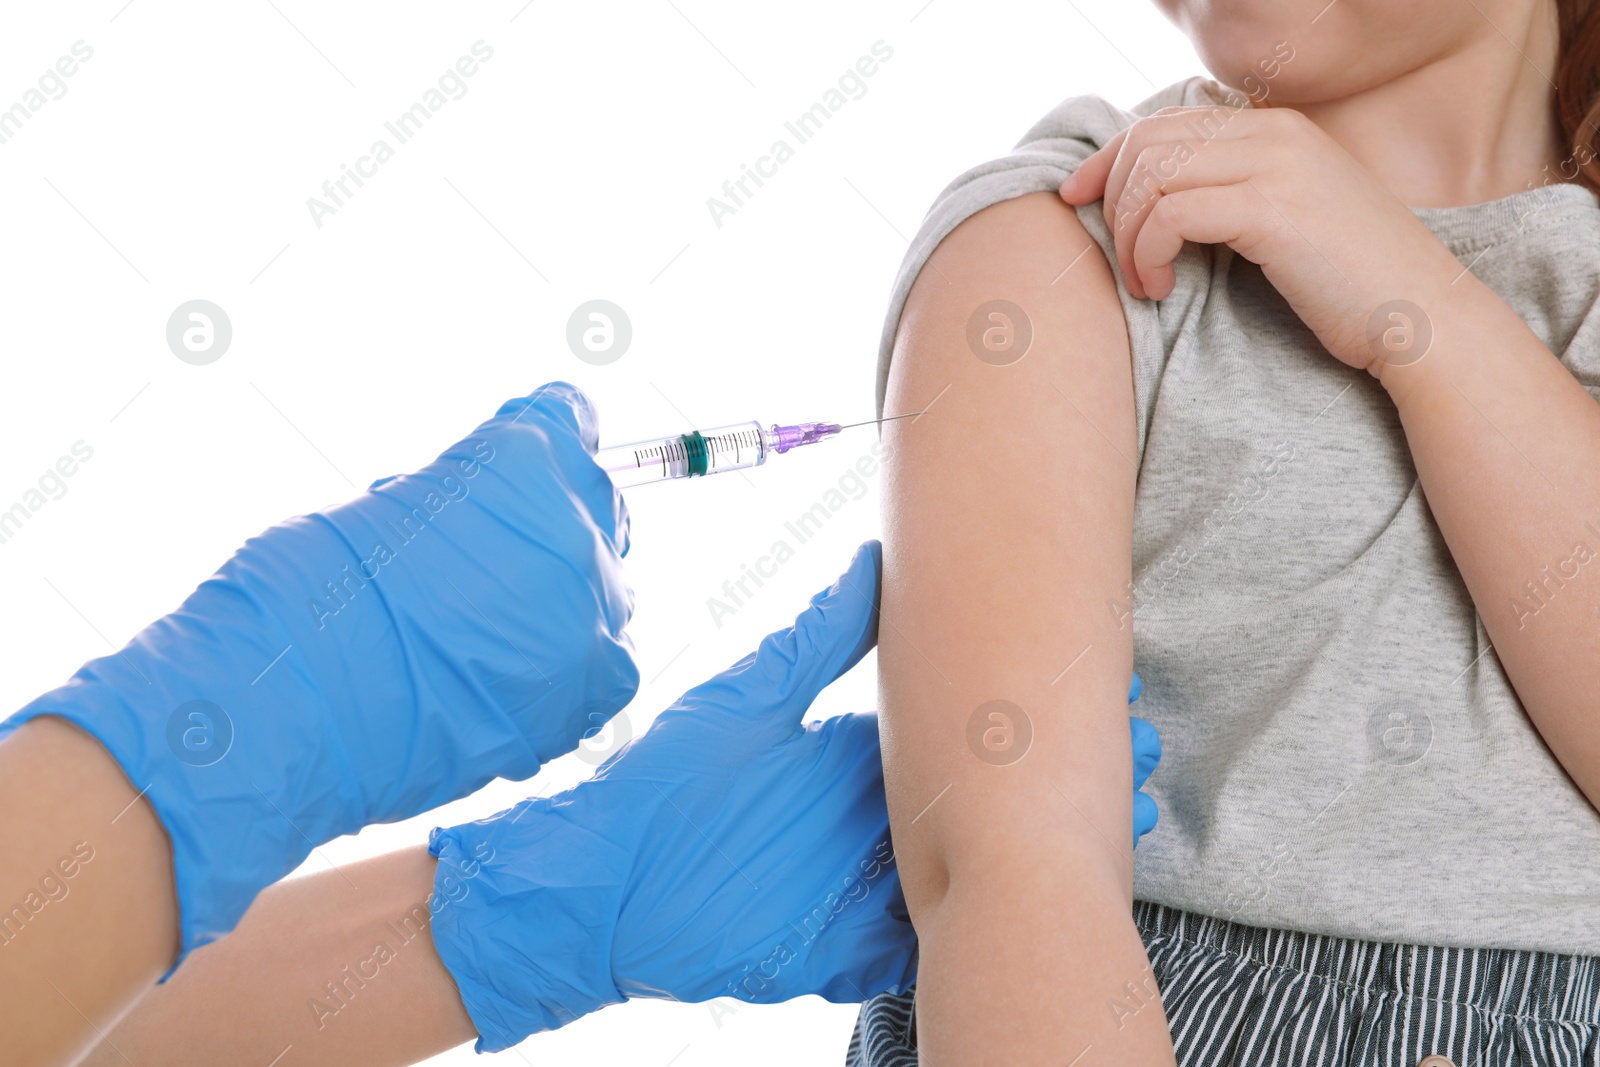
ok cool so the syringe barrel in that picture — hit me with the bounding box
[595,421,771,488]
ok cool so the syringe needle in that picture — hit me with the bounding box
[835,411,927,431]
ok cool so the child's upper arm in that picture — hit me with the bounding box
[878,190,1174,1065]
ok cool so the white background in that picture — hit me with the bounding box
[0,3,1203,1064]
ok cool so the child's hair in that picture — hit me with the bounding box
[1557,0,1600,191]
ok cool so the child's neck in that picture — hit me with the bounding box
[1291,8,1568,208]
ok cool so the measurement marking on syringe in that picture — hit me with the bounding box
[596,411,919,488]
[709,429,762,469]
[628,439,689,479]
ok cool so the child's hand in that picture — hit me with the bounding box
[1060,105,1466,374]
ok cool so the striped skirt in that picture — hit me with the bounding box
[848,900,1600,1067]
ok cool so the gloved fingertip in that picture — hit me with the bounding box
[747,542,883,719]
[1128,671,1143,704]
[1130,714,1161,788]
[499,382,601,453]
[534,380,595,423]
[836,539,882,599]
[823,540,882,652]
[859,538,884,570]
[1133,791,1159,847]
[1129,714,1158,751]
[800,540,878,621]
[1136,718,1162,759]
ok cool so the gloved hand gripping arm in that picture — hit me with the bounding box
[428,540,1161,1052]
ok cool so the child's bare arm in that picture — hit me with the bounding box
[880,190,1174,1065]
[1376,281,1600,809]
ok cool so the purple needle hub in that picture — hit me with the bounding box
[769,421,843,454]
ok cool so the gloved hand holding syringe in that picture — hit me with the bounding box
[597,410,924,488]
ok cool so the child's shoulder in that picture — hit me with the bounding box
[1015,76,1240,154]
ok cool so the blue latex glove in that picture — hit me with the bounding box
[1130,672,1160,847]
[0,383,638,966]
[428,540,1161,1053]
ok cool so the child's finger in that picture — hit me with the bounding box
[1059,130,1128,205]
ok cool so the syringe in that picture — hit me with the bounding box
[595,412,920,489]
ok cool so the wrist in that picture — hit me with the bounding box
[425,792,636,1053]
[1367,265,1508,412]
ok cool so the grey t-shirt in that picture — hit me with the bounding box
[875,76,1600,956]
